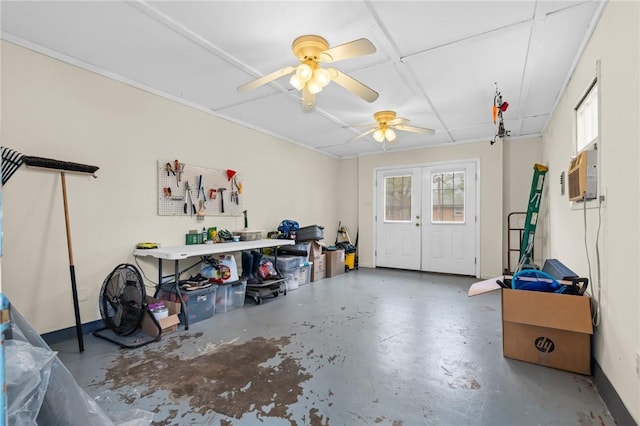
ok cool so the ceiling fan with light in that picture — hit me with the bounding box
[346,110,435,144]
[237,35,379,112]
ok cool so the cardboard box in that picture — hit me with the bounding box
[324,249,345,278]
[469,277,593,375]
[140,295,181,337]
[308,240,324,260]
[311,254,326,282]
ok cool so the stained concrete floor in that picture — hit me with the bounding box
[52,268,615,425]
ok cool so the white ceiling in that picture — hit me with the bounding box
[1,1,605,158]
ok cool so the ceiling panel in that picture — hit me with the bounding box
[150,1,386,75]
[371,1,536,55]
[1,0,605,159]
[218,93,355,149]
[520,114,549,135]
[404,20,531,132]
[519,1,601,117]
[449,121,511,143]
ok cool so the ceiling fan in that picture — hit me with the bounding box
[346,110,435,144]
[237,35,379,112]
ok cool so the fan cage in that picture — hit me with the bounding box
[99,264,147,336]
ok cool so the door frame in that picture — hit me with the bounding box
[373,159,481,278]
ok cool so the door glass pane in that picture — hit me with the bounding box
[384,175,412,222]
[431,171,465,223]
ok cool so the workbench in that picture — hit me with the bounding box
[133,239,295,329]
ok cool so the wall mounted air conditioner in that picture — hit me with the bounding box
[568,149,597,201]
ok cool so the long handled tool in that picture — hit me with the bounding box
[1,147,24,185]
[183,181,196,216]
[21,155,99,353]
[218,187,226,213]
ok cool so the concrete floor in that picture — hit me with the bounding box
[52,268,615,426]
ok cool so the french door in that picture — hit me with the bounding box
[375,161,478,276]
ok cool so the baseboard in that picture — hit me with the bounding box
[592,360,637,426]
[41,319,104,346]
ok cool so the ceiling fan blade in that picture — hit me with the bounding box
[237,65,296,93]
[346,128,377,143]
[393,124,436,135]
[320,38,376,63]
[329,69,379,102]
[344,123,377,129]
[388,117,410,126]
[301,86,316,112]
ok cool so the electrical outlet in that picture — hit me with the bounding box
[599,187,607,207]
[78,287,88,302]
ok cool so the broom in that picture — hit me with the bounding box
[22,155,99,353]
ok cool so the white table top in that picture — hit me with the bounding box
[133,239,295,260]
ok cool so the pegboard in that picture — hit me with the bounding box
[157,160,244,217]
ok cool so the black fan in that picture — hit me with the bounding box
[99,264,146,336]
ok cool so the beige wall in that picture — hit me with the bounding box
[336,158,359,243]
[357,142,504,278]
[0,41,343,333]
[541,1,639,421]
[503,137,543,271]
[3,3,638,417]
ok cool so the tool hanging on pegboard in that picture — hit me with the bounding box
[157,160,244,216]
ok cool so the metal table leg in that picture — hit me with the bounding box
[173,259,189,330]
[154,258,163,297]
[154,259,189,330]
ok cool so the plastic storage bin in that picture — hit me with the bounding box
[299,262,312,285]
[283,242,311,257]
[157,283,217,325]
[263,255,305,271]
[214,280,246,310]
[233,229,265,241]
[282,267,301,291]
[232,279,247,307]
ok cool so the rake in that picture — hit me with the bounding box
[2,148,99,352]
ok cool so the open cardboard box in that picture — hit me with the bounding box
[140,295,181,338]
[469,276,593,375]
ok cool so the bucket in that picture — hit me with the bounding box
[345,252,356,270]
[152,306,169,321]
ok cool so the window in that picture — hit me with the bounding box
[431,171,465,223]
[384,175,412,222]
[576,80,598,152]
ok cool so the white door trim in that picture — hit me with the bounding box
[373,159,481,278]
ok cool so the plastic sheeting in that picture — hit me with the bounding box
[8,305,153,426]
[6,340,56,426]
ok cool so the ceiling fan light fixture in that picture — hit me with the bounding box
[307,79,323,94]
[314,68,331,87]
[296,63,313,82]
[239,34,379,112]
[384,128,396,142]
[373,129,385,142]
[289,74,304,91]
